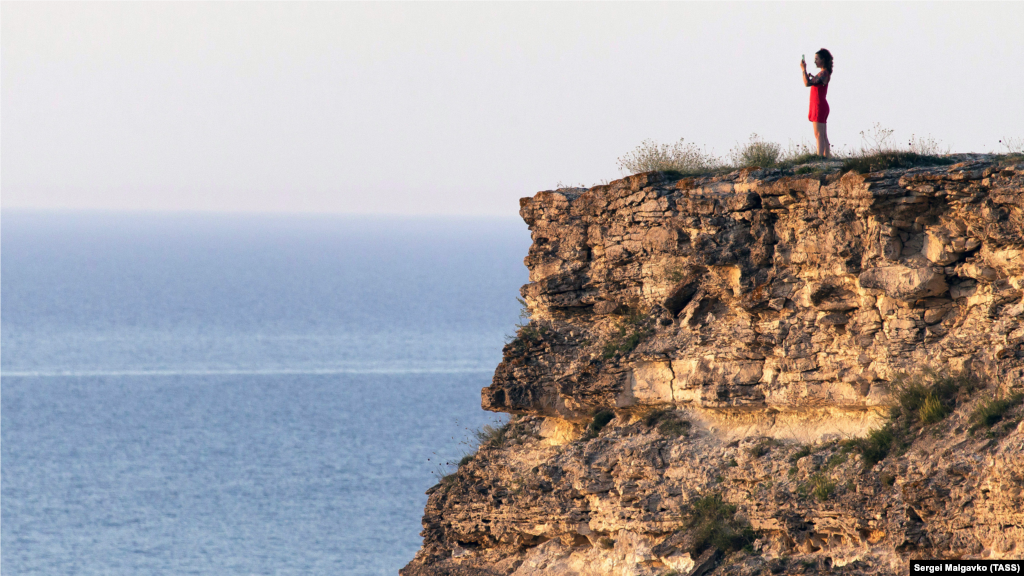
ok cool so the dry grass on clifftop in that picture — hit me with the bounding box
[615,124,1021,178]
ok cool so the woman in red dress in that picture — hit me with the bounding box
[801,48,833,158]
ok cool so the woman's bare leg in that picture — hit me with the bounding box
[813,122,831,157]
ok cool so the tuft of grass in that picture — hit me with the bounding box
[601,306,652,359]
[662,263,690,284]
[684,493,757,555]
[554,181,587,191]
[789,445,813,462]
[601,340,620,359]
[890,369,977,428]
[969,393,1024,433]
[429,463,457,485]
[504,298,551,352]
[777,140,830,168]
[601,316,638,357]
[848,425,895,468]
[747,438,780,458]
[432,418,516,483]
[642,408,667,427]
[616,138,722,175]
[789,153,827,167]
[643,409,691,437]
[730,133,783,168]
[918,394,947,425]
[748,444,769,458]
[767,557,788,574]
[824,451,848,470]
[598,537,616,549]
[470,416,534,451]
[475,422,510,448]
[807,474,836,501]
[658,418,692,438]
[584,410,615,439]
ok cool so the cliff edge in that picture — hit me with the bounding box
[403,156,1024,575]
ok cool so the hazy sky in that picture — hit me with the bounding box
[3,2,1022,216]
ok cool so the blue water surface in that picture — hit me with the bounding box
[1,211,530,575]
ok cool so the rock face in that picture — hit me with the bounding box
[402,157,1024,576]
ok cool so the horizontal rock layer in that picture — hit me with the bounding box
[403,157,1024,576]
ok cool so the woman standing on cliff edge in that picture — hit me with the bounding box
[801,48,833,158]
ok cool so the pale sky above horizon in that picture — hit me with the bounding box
[3,2,1023,216]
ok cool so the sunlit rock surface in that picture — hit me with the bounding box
[403,156,1024,576]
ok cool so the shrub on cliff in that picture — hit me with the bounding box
[584,410,615,439]
[616,138,722,175]
[684,494,756,555]
[729,133,783,168]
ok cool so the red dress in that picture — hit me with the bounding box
[808,73,829,123]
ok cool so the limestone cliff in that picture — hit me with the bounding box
[402,156,1024,575]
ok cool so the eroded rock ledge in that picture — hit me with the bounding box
[402,157,1024,576]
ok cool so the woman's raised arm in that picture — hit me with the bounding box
[808,71,829,87]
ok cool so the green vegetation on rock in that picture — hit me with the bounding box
[848,370,978,468]
[684,494,756,555]
[970,393,1024,435]
[601,307,652,359]
[643,409,691,438]
[584,410,615,439]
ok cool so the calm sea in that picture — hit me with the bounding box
[1,211,530,575]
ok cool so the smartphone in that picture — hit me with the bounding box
[802,54,806,63]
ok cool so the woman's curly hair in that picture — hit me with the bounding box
[816,48,834,74]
